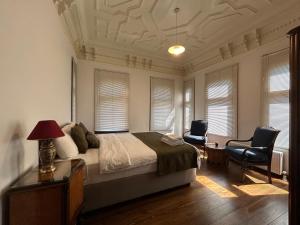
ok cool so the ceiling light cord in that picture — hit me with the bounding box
[168,7,185,56]
[176,8,178,44]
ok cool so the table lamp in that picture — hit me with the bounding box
[27,120,64,173]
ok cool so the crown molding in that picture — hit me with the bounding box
[52,0,300,76]
[183,5,300,74]
[52,0,184,76]
[77,44,184,75]
[53,0,75,15]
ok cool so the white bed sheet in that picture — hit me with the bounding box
[74,148,157,184]
[97,133,157,174]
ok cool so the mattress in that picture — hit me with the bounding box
[74,148,157,184]
[97,133,157,173]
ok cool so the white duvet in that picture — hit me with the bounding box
[97,133,157,174]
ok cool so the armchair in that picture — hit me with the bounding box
[224,127,280,183]
[183,120,208,150]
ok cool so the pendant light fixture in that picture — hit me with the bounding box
[168,7,185,56]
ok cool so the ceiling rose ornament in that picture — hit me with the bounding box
[168,8,185,56]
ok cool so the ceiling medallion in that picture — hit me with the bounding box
[168,8,185,56]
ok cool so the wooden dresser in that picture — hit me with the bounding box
[5,159,85,225]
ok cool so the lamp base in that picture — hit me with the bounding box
[39,139,56,174]
[39,165,56,174]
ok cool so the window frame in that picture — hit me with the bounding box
[94,69,129,133]
[204,64,238,138]
[183,79,195,132]
[150,77,175,133]
[261,49,289,150]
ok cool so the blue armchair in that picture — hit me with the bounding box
[183,120,208,149]
[225,127,280,183]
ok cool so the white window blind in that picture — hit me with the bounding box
[150,77,175,132]
[94,69,129,132]
[262,49,289,149]
[183,79,195,131]
[205,65,238,138]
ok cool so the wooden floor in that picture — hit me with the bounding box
[80,161,288,225]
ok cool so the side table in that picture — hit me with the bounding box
[5,159,85,225]
[205,143,228,166]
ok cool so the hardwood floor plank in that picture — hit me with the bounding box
[80,162,288,225]
[267,212,288,225]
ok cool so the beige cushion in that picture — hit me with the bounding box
[54,123,78,159]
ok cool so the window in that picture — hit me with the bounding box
[183,79,195,131]
[262,49,289,149]
[205,65,238,138]
[94,69,129,132]
[150,77,175,132]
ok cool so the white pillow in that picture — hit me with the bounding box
[54,131,79,159]
[61,122,76,135]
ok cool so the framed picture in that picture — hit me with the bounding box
[71,57,77,122]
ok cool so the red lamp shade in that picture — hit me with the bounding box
[27,120,64,140]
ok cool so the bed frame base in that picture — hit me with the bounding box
[83,168,196,212]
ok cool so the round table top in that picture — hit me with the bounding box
[205,143,225,150]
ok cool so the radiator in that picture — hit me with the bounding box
[256,151,283,175]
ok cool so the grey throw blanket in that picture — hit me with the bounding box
[133,132,198,175]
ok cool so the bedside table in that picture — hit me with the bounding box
[5,159,85,225]
[205,143,228,166]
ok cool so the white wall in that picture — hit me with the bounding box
[187,37,289,173]
[77,60,183,135]
[0,1,75,222]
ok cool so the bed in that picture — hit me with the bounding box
[73,132,199,212]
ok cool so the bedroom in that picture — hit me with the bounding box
[0,0,300,225]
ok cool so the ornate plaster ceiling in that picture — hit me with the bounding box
[54,0,300,75]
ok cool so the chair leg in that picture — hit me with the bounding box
[240,165,245,183]
[267,164,272,184]
[240,161,247,183]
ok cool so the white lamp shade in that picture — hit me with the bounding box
[168,45,185,56]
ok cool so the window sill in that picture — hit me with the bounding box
[95,130,129,134]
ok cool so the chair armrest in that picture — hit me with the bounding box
[248,146,268,153]
[241,148,253,157]
[241,147,268,159]
[225,137,253,146]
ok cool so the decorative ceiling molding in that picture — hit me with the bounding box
[53,0,300,76]
[53,0,75,15]
[53,0,183,75]
[79,44,184,75]
[183,10,300,74]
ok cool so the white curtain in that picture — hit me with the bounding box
[150,77,175,132]
[205,64,238,138]
[262,49,289,149]
[94,69,129,132]
[183,79,195,131]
